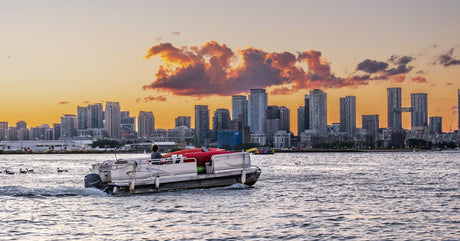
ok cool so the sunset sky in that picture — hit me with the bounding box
[1,0,460,133]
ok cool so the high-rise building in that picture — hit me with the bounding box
[297,106,305,136]
[232,95,248,125]
[458,89,460,130]
[362,115,379,142]
[0,122,7,141]
[104,102,121,139]
[195,105,210,147]
[138,111,155,139]
[309,89,328,135]
[121,111,136,138]
[16,121,27,129]
[340,96,356,139]
[60,115,77,139]
[0,122,8,129]
[387,87,402,130]
[248,89,267,133]
[212,108,231,141]
[304,94,310,130]
[265,106,281,146]
[279,106,290,132]
[411,93,428,128]
[87,103,104,129]
[175,116,191,128]
[53,123,61,140]
[429,116,442,134]
[7,127,18,141]
[77,106,88,130]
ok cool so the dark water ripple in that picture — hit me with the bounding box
[1,152,460,240]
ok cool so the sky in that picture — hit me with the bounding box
[1,0,460,133]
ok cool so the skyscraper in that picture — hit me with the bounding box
[195,105,210,147]
[297,106,305,136]
[362,115,379,142]
[265,105,281,145]
[429,116,442,134]
[340,96,356,139]
[60,114,77,140]
[309,89,327,135]
[279,106,290,132]
[138,111,155,139]
[175,116,191,128]
[87,103,104,129]
[458,89,460,130]
[411,93,428,128]
[120,111,136,137]
[212,108,231,141]
[77,106,88,130]
[104,102,121,139]
[304,94,310,130]
[387,87,402,130]
[248,89,267,133]
[232,95,248,125]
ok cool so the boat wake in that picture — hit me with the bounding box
[213,183,251,190]
[0,186,108,198]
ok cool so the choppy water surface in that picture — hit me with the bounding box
[1,152,459,240]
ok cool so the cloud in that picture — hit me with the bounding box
[136,95,167,103]
[59,101,69,105]
[356,59,388,74]
[143,41,424,97]
[436,48,460,67]
[411,76,427,83]
[172,32,180,35]
[447,82,453,86]
[154,37,163,41]
[356,55,414,79]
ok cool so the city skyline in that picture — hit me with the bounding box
[1,86,457,135]
[1,1,460,133]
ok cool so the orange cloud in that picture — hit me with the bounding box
[143,41,421,97]
[59,101,69,105]
[136,95,167,103]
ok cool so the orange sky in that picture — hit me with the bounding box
[1,1,460,133]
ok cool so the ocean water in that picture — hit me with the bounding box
[0,151,459,240]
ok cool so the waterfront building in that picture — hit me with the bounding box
[362,115,380,142]
[138,111,155,139]
[265,106,281,146]
[387,87,402,130]
[16,121,27,129]
[212,108,231,142]
[250,132,267,146]
[121,111,136,139]
[0,122,7,141]
[77,106,88,130]
[280,106,290,132]
[297,106,305,136]
[104,102,121,139]
[53,124,61,140]
[232,95,248,126]
[30,124,49,140]
[217,130,242,149]
[411,93,428,128]
[195,105,210,147]
[458,89,460,130]
[273,130,291,149]
[87,103,104,129]
[340,96,356,140]
[248,89,267,133]
[175,116,191,128]
[304,94,310,130]
[60,115,77,140]
[429,116,442,134]
[309,89,328,135]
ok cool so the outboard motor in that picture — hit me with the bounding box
[84,173,105,190]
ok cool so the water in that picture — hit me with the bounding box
[1,152,459,240]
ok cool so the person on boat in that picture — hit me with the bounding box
[150,144,162,160]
